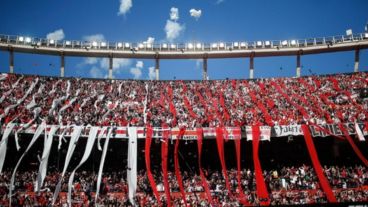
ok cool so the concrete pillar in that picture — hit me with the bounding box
[203,58,208,80]
[9,49,14,73]
[296,53,301,77]
[109,55,113,79]
[354,48,360,72]
[249,55,254,79]
[155,58,160,80]
[60,53,65,77]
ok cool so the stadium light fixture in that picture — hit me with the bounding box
[147,43,152,48]
[49,39,55,44]
[117,42,123,48]
[92,41,98,47]
[240,42,246,47]
[291,40,297,46]
[265,41,271,46]
[212,43,218,48]
[18,36,24,42]
[365,33,368,38]
[281,40,288,46]
[25,37,32,43]
[65,41,71,46]
[162,43,168,49]
[125,43,130,48]
[233,42,239,47]
[101,42,107,47]
[196,43,202,49]
[170,44,176,49]
[219,42,225,48]
[188,43,194,49]
[346,29,353,36]
[256,41,262,47]
[138,43,144,49]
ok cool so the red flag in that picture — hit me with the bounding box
[161,126,172,207]
[174,128,189,207]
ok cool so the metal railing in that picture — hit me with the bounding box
[0,33,367,52]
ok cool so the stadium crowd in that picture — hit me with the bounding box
[0,165,366,206]
[1,72,368,128]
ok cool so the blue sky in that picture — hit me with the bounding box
[0,0,367,80]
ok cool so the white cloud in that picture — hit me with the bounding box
[195,59,203,69]
[170,7,179,21]
[189,9,202,20]
[130,61,143,79]
[148,66,155,80]
[165,20,185,42]
[118,0,133,16]
[83,34,105,42]
[84,57,99,65]
[216,0,225,4]
[46,29,65,41]
[89,66,104,78]
[143,37,155,44]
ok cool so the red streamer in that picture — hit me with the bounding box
[234,138,251,205]
[338,123,368,167]
[252,125,270,206]
[174,128,189,207]
[144,126,161,205]
[301,125,337,203]
[161,126,172,207]
[196,128,213,205]
[215,128,232,195]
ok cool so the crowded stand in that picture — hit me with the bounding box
[1,72,368,206]
[1,72,368,128]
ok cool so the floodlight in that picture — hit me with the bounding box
[92,41,98,47]
[188,43,194,49]
[281,40,288,46]
[170,44,176,49]
[346,29,353,36]
[138,43,144,49]
[25,37,32,43]
[365,33,368,38]
[219,42,225,48]
[18,36,24,42]
[196,43,202,49]
[65,41,71,46]
[125,43,130,48]
[147,43,152,48]
[265,41,271,46]
[291,40,297,46]
[117,42,123,48]
[212,43,218,48]
[233,42,239,47]
[240,42,246,47]
[256,41,262,47]
[49,39,55,44]
[101,42,107,47]
[162,43,168,48]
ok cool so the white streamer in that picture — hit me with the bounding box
[52,126,83,205]
[127,127,138,206]
[35,125,59,192]
[95,127,113,203]
[0,123,16,174]
[67,126,99,205]
[9,123,46,206]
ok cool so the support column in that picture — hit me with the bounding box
[155,58,160,80]
[354,48,360,72]
[60,53,65,77]
[109,55,113,79]
[203,58,208,80]
[296,53,301,77]
[9,49,14,74]
[249,54,254,79]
